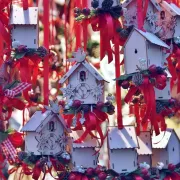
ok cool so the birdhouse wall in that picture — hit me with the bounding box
[72,147,98,168]
[11,25,39,48]
[154,78,171,100]
[174,17,180,38]
[152,149,168,168]
[147,43,164,67]
[25,117,66,155]
[98,0,120,8]
[138,155,151,165]
[167,132,180,165]
[124,31,147,74]
[109,149,138,173]
[68,65,104,104]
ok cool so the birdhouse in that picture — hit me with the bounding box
[124,28,170,74]
[21,103,71,155]
[71,130,98,168]
[10,6,39,49]
[97,0,120,8]
[154,70,172,100]
[59,49,106,104]
[137,131,152,166]
[122,0,162,31]
[159,1,180,39]
[152,128,180,168]
[108,126,139,173]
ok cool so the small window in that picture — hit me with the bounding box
[112,163,114,169]
[135,49,138,54]
[166,160,168,165]
[34,39,36,44]
[93,160,95,165]
[173,147,175,151]
[160,11,165,20]
[48,121,55,132]
[80,71,86,82]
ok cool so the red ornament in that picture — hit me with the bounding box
[156,75,167,84]
[98,172,107,180]
[168,164,176,171]
[95,166,102,175]
[141,168,149,176]
[86,167,94,176]
[68,173,77,180]
[72,100,82,108]
[59,100,65,108]
[121,81,130,89]
[148,64,157,75]
[8,131,24,148]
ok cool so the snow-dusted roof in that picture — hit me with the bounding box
[59,60,105,84]
[108,126,139,149]
[10,6,38,25]
[21,110,71,133]
[137,132,152,155]
[152,129,179,148]
[161,1,180,16]
[132,28,170,49]
[71,130,98,148]
[122,0,161,11]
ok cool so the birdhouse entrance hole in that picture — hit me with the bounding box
[80,71,86,82]
[135,49,138,54]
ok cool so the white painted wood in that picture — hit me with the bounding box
[109,149,138,173]
[167,132,180,165]
[98,0,120,8]
[152,149,168,168]
[154,78,171,100]
[72,147,98,168]
[124,30,147,74]
[138,155,151,165]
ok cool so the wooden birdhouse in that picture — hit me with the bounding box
[154,70,172,100]
[122,0,162,31]
[97,0,120,8]
[124,28,170,74]
[59,49,106,104]
[21,103,71,155]
[10,6,39,48]
[137,131,152,166]
[159,1,180,39]
[108,126,139,173]
[71,130,98,168]
[152,129,180,168]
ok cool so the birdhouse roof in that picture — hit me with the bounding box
[59,60,105,84]
[108,126,139,149]
[137,132,152,155]
[21,110,71,133]
[125,28,170,49]
[160,1,180,16]
[71,130,98,148]
[10,6,38,25]
[152,128,179,148]
[122,0,162,11]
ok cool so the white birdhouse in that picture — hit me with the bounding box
[154,70,172,100]
[159,1,180,39]
[71,130,98,168]
[59,53,106,104]
[98,0,120,8]
[152,129,180,168]
[10,6,39,49]
[108,126,139,173]
[137,131,152,166]
[21,106,71,155]
[122,0,162,31]
[124,28,170,74]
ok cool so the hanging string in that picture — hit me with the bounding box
[43,0,50,105]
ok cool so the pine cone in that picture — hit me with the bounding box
[18,151,28,161]
[102,0,113,10]
[91,0,99,9]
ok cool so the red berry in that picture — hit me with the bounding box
[98,172,107,180]
[86,167,94,176]
[141,168,149,176]
[121,81,130,89]
[94,166,101,174]
[156,75,167,84]
[72,100,82,108]
[168,164,176,171]
[148,64,157,74]
[82,8,90,16]
[59,100,65,107]
[68,173,77,180]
